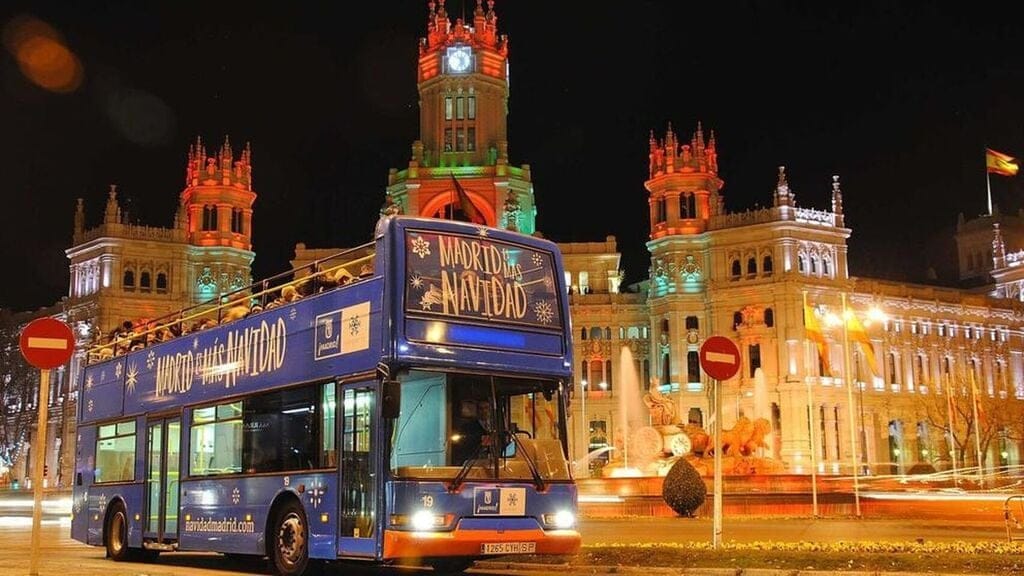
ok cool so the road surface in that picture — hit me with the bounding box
[0,515,1010,576]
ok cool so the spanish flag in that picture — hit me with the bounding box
[451,173,487,225]
[986,148,1019,177]
[803,302,832,377]
[846,313,880,377]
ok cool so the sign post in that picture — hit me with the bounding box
[19,318,75,576]
[699,335,741,550]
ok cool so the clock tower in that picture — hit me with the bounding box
[385,0,537,234]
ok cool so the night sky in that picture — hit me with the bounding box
[2,1,1023,312]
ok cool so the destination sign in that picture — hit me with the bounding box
[404,230,563,330]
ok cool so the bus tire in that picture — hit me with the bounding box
[104,501,131,562]
[270,500,309,576]
[429,558,475,574]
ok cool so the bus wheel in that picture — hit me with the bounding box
[271,501,309,576]
[429,558,475,574]
[104,502,130,562]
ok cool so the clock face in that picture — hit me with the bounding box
[447,47,471,73]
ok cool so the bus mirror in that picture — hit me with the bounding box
[382,379,401,419]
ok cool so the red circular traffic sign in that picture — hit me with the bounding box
[19,318,75,369]
[699,335,741,381]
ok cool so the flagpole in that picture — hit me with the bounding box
[802,290,819,518]
[840,292,861,518]
[944,372,958,488]
[987,170,993,216]
[969,368,984,486]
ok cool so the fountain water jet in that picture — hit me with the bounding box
[612,345,646,476]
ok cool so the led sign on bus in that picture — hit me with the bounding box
[405,230,562,329]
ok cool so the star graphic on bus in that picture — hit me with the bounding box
[506,492,519,507]
[290,307,298,321]
[476,227,489,237]
[420,285,443,311]
[146,350,156,370]
[85,374,93,389]
[97,494,106,511]
[114,362,122,378]
[125,362,139,395]
[87,399,94,413]
[531,253,544,268]
[410,274,423,289]
[231,487,241,505]
[533,301,554,324]
[348,315,361,337]
[411,235,431,259]
[308,481,325,509]
[192,337,199,349]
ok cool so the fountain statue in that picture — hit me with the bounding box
[599,345,784,477]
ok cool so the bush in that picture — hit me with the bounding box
[907,462,937,475]
[662,458,706,517]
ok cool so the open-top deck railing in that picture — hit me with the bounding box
[84,241,376,364]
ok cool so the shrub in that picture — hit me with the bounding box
[662,457,706,517]
[907,462,937,475]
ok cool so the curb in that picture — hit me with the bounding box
[472,561,995,576]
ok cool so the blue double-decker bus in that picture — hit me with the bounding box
[71,215,580,575]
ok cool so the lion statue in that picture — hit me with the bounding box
[708,416,772,457]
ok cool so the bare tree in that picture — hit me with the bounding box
[0,310,38,470]
[917,372,1023,468]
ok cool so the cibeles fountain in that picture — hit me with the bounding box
[594,346,785,478]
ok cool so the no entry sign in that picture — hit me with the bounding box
[19,318,75,370]
[699,335,741,381]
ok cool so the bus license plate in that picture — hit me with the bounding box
[481,541,536,555]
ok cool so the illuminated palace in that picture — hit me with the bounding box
[17,1,1023,486]
[294,1,1024,476]
[6,137,256,485]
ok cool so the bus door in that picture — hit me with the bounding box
[145,417,181,544]
[338,384,377,557]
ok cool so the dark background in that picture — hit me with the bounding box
[2,1,1023,311]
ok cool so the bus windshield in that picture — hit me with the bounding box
[389,369,571,484]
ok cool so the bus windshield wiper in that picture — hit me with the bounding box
[510,432,545,492]
[448,445,487,492]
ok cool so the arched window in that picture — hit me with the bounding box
[589,327,604,340]
[685,316,699,330]
[580,361,589,387]
[661,350,671,386]
[156,272,168,293]
[763,255,773,275]
[231,208,244,234]
[823,258,831,277]
[810,257,818,275]
[202,205,218,231]
[747,257,757,276]
[604,327,612,340]
[687,350,700,383]
[888,353,898,385]
[580,328,587,340]
[123,269,135,290]
[733,311,743,329]
[605,359,614,390]
[798,255,806,273]
[657,198,667,223]
[679,193,696,218]
[765,308,774,327]
[140,270,151,291]
[731,260,741,279]
[661,318,670,333]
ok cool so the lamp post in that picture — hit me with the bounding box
[579,379,588,477]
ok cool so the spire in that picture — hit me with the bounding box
[74,197,84,233]
[104,184,120,224]
[695,120,705,150]
[773,166,794,208]
[993,222,1007,269]
[831,174,844,216]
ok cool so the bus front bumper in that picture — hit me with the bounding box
[382,526,582,559]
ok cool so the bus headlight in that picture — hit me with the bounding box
[543,510,575,529]
[412,510,445,531]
